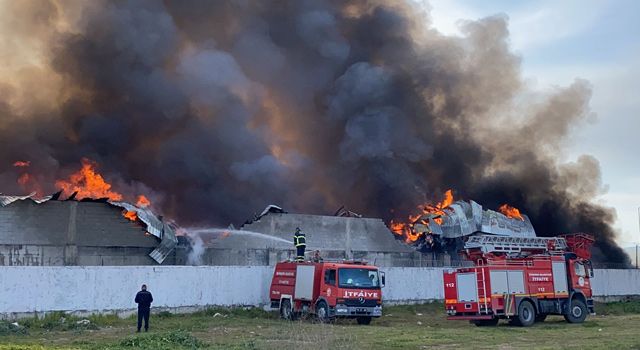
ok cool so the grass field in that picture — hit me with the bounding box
[1,302,639,350]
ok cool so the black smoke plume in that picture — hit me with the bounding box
[0,0,629,264]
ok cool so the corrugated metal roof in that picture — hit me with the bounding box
[108,201,178,264]
[0,193,53,206]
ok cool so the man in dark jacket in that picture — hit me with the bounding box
[134,284,153,332]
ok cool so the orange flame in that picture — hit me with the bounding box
[55,158,123,201]
[499,204,524,221]
[418,189,453,225]
[123,210,138,221]
[17,173,31,186]
[390,189,454,243]
[13,160,43,195]
[136,195,151,208]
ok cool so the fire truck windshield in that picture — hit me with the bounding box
[338,268,380,288]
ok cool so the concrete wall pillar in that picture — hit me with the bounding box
[64,202,78,266]
[345,219,353,259]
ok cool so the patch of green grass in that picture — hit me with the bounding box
[1,302,640,349]
[18,312,98,333]
[596,300,640,315]
[0,320,28,336]
[156,311,174,319]
[116,330,203,349]
[194,306,275,319]
[87,312,129,327]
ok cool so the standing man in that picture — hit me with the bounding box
[293,227,306,262]
[134,284,153,332]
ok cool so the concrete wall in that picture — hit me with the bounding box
[0,266,274,318]
[592,269,640,300]
[0,266,638,318]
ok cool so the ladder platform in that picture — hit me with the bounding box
[465,235,567,254]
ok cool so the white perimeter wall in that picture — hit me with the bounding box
[0,266,638,316]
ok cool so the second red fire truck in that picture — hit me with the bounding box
[269,260,385,325]
[444,233,595,326]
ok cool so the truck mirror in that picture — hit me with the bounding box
[380,272,386,288]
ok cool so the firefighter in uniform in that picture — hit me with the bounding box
[293,227,306,262]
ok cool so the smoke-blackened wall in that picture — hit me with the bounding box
[0,0,629,264]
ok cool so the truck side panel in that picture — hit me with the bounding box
[443,270,458,305]
[270,263,296,304]
[552,262,568,296]
[294,265,315,301]
[456,273,478,302]
[490,270,508,295]
[507,271,525,294]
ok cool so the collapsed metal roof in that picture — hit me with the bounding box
[414,200,536,238]
[0,192,177,264]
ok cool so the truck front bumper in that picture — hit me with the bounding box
[333,305,382,318]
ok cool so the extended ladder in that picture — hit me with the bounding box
[465,235,567,254]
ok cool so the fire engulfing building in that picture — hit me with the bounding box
[0,194,177,266]
[392,199,537,253]
[0,193,539,268]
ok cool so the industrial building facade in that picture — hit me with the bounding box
[0,197,173,266]
[0,196,442,267]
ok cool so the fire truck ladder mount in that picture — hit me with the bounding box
[465,235,568,255]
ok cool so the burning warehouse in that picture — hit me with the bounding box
[0,193,177,266]
[0,155,628,268]
[0,159,179,266]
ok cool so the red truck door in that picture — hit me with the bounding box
[321,268,337,305]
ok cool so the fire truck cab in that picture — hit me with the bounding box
[269,260,385,325]
[444,234,595,327]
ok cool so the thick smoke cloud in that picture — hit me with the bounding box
[0,0,629,264]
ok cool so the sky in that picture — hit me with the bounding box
[426,0,640,248]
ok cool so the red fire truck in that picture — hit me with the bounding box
[444,234,595,326]
[269,260,385,325]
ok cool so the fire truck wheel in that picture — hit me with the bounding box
[514,300,535,327]
[316,301,330,323]
[280,299,295,321]
[471,318,499,327]
[356,317,372,325]
[564,299,587,323]
[535,314,547,322]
